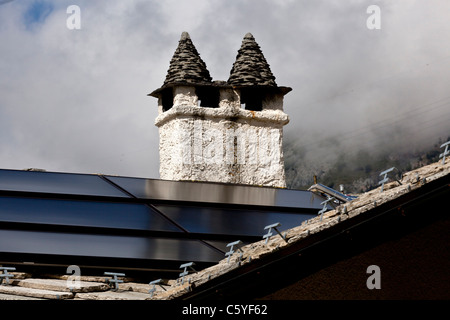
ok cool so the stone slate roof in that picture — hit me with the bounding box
[148,159,450,299]
[163,32,212,86]
[227,33,277,87]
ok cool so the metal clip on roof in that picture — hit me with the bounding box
[179,262,196,285]
[149,279,167,297]
[263,222,287,244]
[318,196,335,221]
[225,240,244,263]
[440,141,450,165]
[0,267,16,286]
[378,167,402,193]
[104,272,125,291]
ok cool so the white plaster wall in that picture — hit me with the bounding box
[156,87,289,188]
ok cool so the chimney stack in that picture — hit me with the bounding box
[149,32,291,188]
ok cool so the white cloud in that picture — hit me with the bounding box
[0,0,449,179]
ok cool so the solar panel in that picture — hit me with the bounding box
[274,188,325,209]
[155,205,316,237]
[0,230,224,262]
[0,168,324,268]
[106,175,322,209]
[0,196,182,232]
[0,169,129,198]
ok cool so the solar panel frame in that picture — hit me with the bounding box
[0,169,130,198]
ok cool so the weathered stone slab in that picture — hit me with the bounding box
[10,272,32,280]
[149,281,192,300]
[44,274,136,283]
[119,282,171,294]
[44,274,109,283]
[15,278,109,293]
[0,292,45,300]
[0,285,73,300]
[75,290,150,300]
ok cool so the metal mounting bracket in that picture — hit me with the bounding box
[263,223,287,244]
[179,262,196,285]
[148,279,167,297]
[104,272,125,291]
[440,141,450,164]
[0,267,16,286]
[225,240,244,263]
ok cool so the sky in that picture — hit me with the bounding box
[0,0,449,179]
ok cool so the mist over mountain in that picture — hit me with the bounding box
[284,131,449,193]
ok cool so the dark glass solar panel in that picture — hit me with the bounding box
[0,230,224,262]
[0,169,129,198]
[0,169,327,267]
[275,188,325,209]
[0,196,181,232]
[106,175,322,209]
[155,205,316,237]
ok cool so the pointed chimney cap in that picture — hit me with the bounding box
[244,32,254,39]
[162,32,212,86]
[228,33,277,87]
[180,31,190,41]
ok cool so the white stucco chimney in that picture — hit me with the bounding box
[149,32,291,188]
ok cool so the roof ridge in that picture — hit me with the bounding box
[163,32,212,86]
[227,33,277,87]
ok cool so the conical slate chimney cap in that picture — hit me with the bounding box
[162,32,212,86]
[228,33,277,87]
